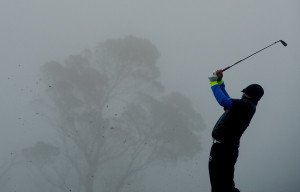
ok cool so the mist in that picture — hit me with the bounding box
[1,1,300,192]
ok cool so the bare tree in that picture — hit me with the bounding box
[30,36,204,192]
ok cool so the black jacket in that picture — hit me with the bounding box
[212,97,257,146]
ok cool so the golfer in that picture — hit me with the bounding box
[208,70,264,192]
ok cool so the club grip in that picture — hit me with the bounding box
[222,66,231,72]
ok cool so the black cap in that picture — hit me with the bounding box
[242,84,264,101]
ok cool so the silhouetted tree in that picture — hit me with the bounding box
[22,141,66,191]
[33,36,204,192]
[110,92,204,192]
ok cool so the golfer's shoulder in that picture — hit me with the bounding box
[231,98,253,107]
[231,98,256,111]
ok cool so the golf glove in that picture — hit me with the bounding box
[208,72,218,82]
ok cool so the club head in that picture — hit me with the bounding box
[280,40,287,47]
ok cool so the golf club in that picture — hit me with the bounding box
[222,40,287,72]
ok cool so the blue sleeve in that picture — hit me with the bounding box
[220,83,230,98]
[210,81,233,109]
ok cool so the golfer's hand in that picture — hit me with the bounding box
[208,72,218,82]
[215,70,223,81]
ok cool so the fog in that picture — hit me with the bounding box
[0,0,299,192]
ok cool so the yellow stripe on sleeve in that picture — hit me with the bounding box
[210,81,219,86]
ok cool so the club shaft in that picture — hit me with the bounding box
[222,41,281,72]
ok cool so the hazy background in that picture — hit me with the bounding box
[0,0,299,191]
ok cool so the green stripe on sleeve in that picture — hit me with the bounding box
[210,81,219,86]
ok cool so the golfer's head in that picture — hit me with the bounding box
[242,84,264,101]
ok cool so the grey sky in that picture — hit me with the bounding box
[0,0,299,191]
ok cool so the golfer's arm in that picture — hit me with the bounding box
[210,80,233,109]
